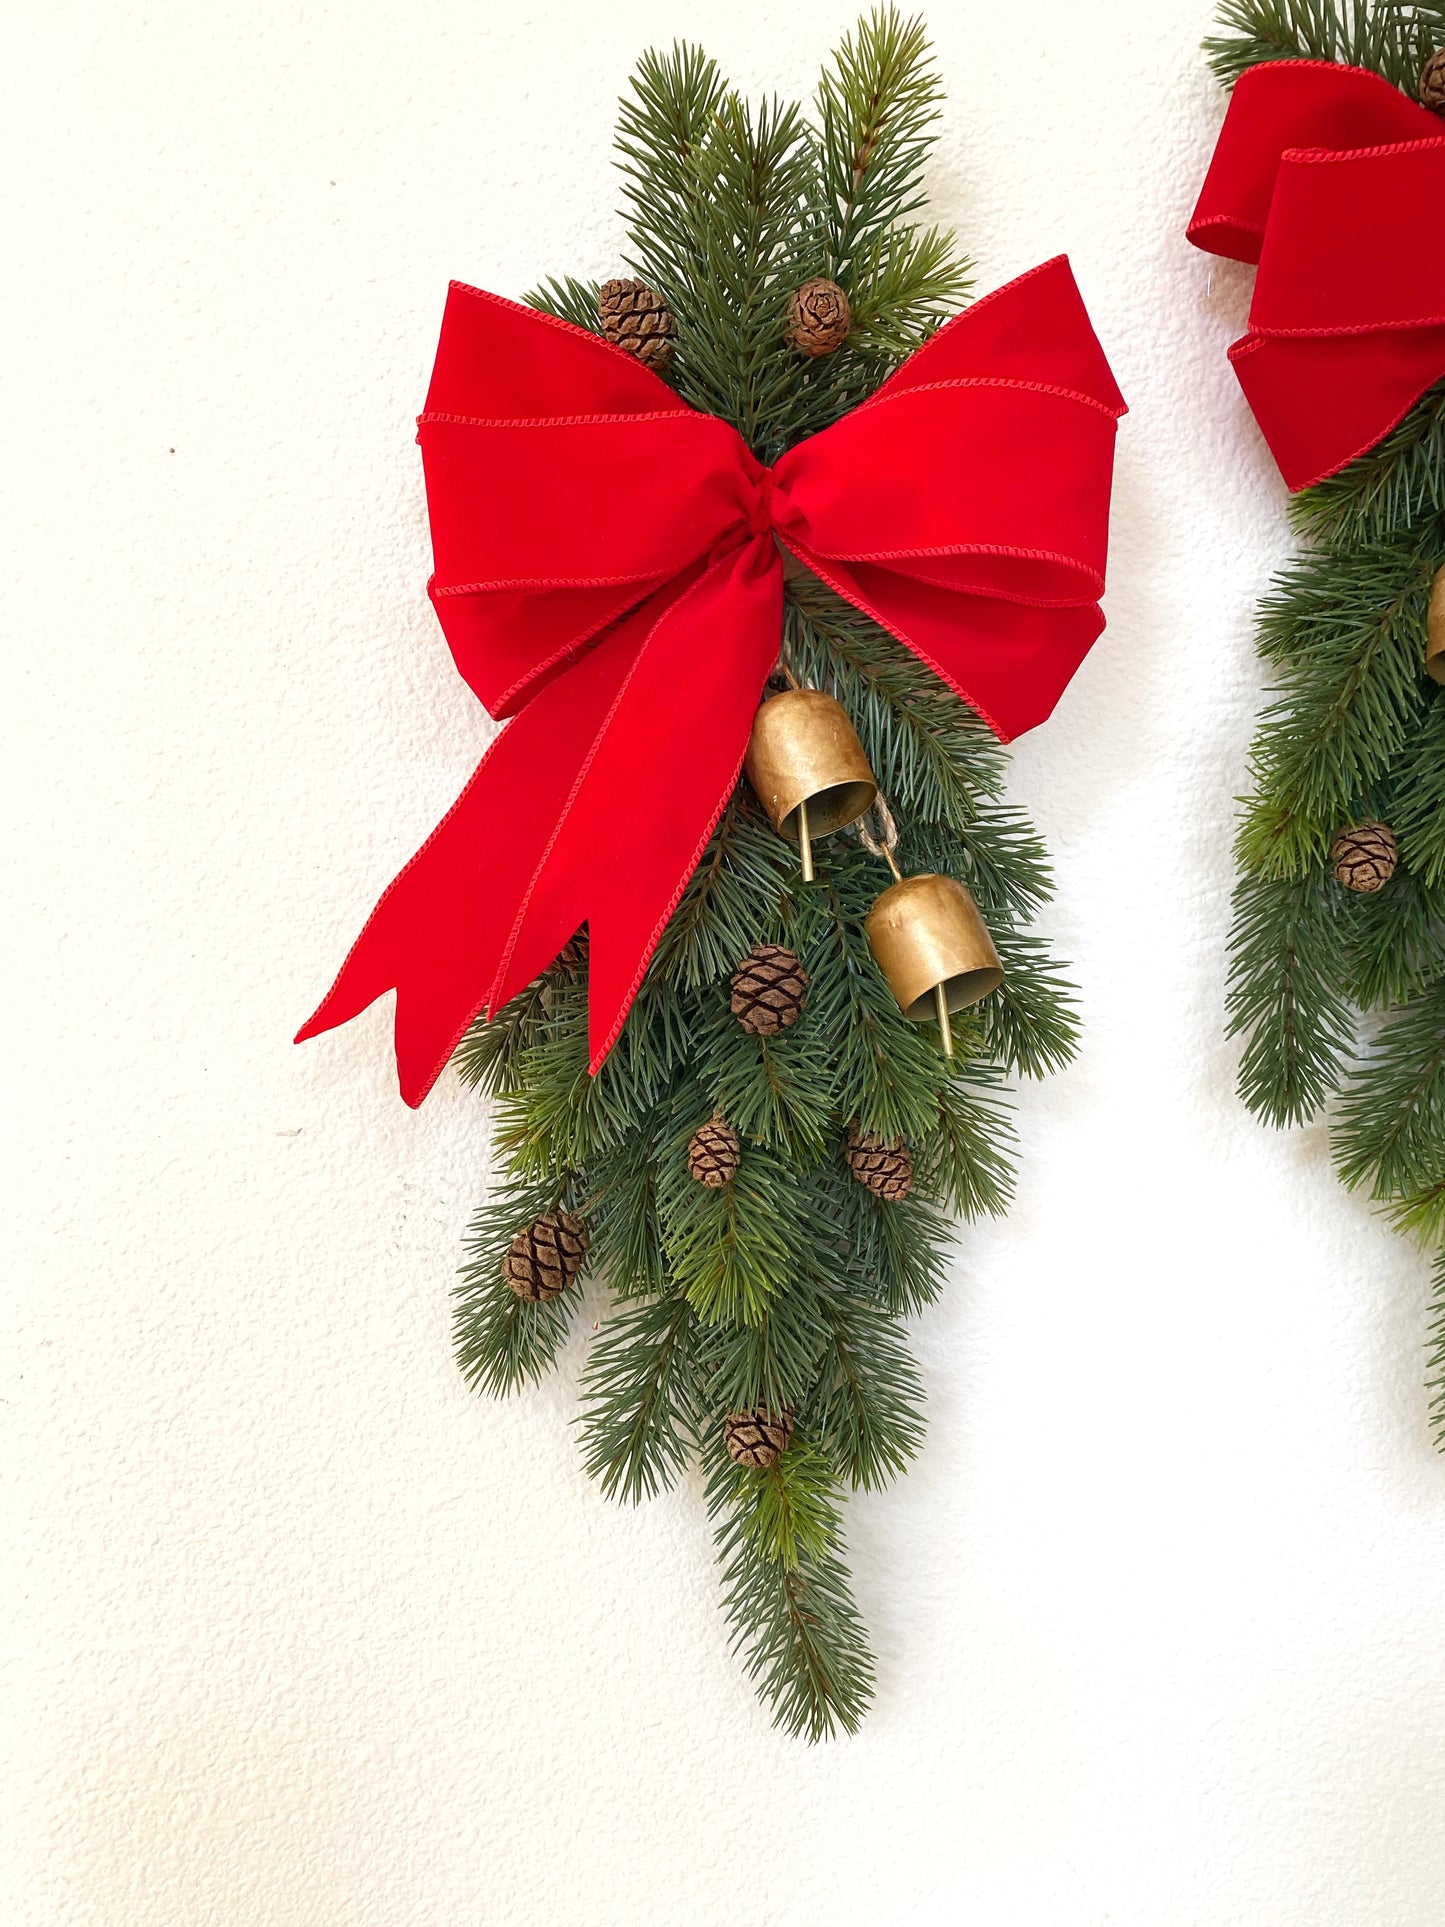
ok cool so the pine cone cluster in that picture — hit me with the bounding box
[788,277,851,356]
[1331,821,1399,894]
[688,1114,742,1187]
[846,1125,913,1201]
[1421,49,1445,112]
[730,944,809,1035]
[502,1211,588,1301]
[724,1408,795,1469]
[598,278,676,370]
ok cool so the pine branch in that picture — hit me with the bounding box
[1235,530,1436,875]
[812,7,973,342]
[583,1123,670,1300]
[456,971,555,1095]
[1293,386,1445,550]
[787,583,1008,825]
[657,1130,814,1325]
[492,972,692,1177]
[577,1294,699,1501]
[618,63,818,456]
[732,1439,842,1569]
[694,1270,831,1420]
[708,1440,874,1739]
[922,1064,1018,1219]
[455,1174,583,1395]
[1334,976,1445,1202]
[833,1160,954,1314]
[1227,868,1358,1125]
[1392,692,1445,885]
[815,6,942,273]
[795,849,954,1145]
[524,275,607,333]
[699,992,839,1161]
[1204,0,1445,89]
[980,930,1081,1078]
[812,1287,927,1488]
[1343,866,1445,1008]
[1427,1243,1445,1444]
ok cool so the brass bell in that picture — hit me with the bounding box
[864,870,1003,1059]
[1427,563,1445,685]
[744,687,877,881]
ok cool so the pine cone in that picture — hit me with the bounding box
[1331,821,1399,894]
[724,1408,795,1469]
[730,944,809,1035]
[1421,49,1445,112]
[538,933,588,1012]
[845,1125,913,1201]
[688,1114,742,1187]
[788,277,851,357]
[502,1211,588,1302]
[598,278,676,370]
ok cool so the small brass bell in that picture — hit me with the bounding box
[864,867,1002,1059]
[744,687,877,881]
[1427,563,1445,685]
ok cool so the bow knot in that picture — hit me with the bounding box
[298,257,1124,1105]
[747,467,777,539]
[1188,58,1445,489]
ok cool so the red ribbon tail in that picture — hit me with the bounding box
[488,540,784,1067]
[295,609,656,1107]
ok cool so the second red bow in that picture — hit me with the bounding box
[298,256,1125,1104]
[1188,58,1445,490]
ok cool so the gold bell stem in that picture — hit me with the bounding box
[934,981,954,1058]
[798,795,814,883]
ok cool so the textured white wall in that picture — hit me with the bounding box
[6,1,1445,1921]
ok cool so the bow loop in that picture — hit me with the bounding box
[420,281,764,717]
[299,261,1124,1104]
[1188,60,1445,488]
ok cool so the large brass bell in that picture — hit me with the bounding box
[1427,563,1445,685]
[744,687,877,881]
[862,822,1003,1059]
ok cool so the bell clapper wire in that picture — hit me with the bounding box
[771,656,809,876]
[798,794,814,882]
[858,796,952,1059]
[933,981,952,1059]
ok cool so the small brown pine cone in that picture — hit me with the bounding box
[538,933,588,1011]
[730,944,809,1035]
[1330,821,1399,894]
[687,1114,742,1188]
[1420,49,1445,112]
[555,933,588,974]
[845,1124,913,1202]
[598,278,676,370]
[502,1211,588,1302]
[724,1408,795,1470]
[788,277,851,357]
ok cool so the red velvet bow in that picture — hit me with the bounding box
[1188,59,1445,490]
[297,255,1125,1105]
